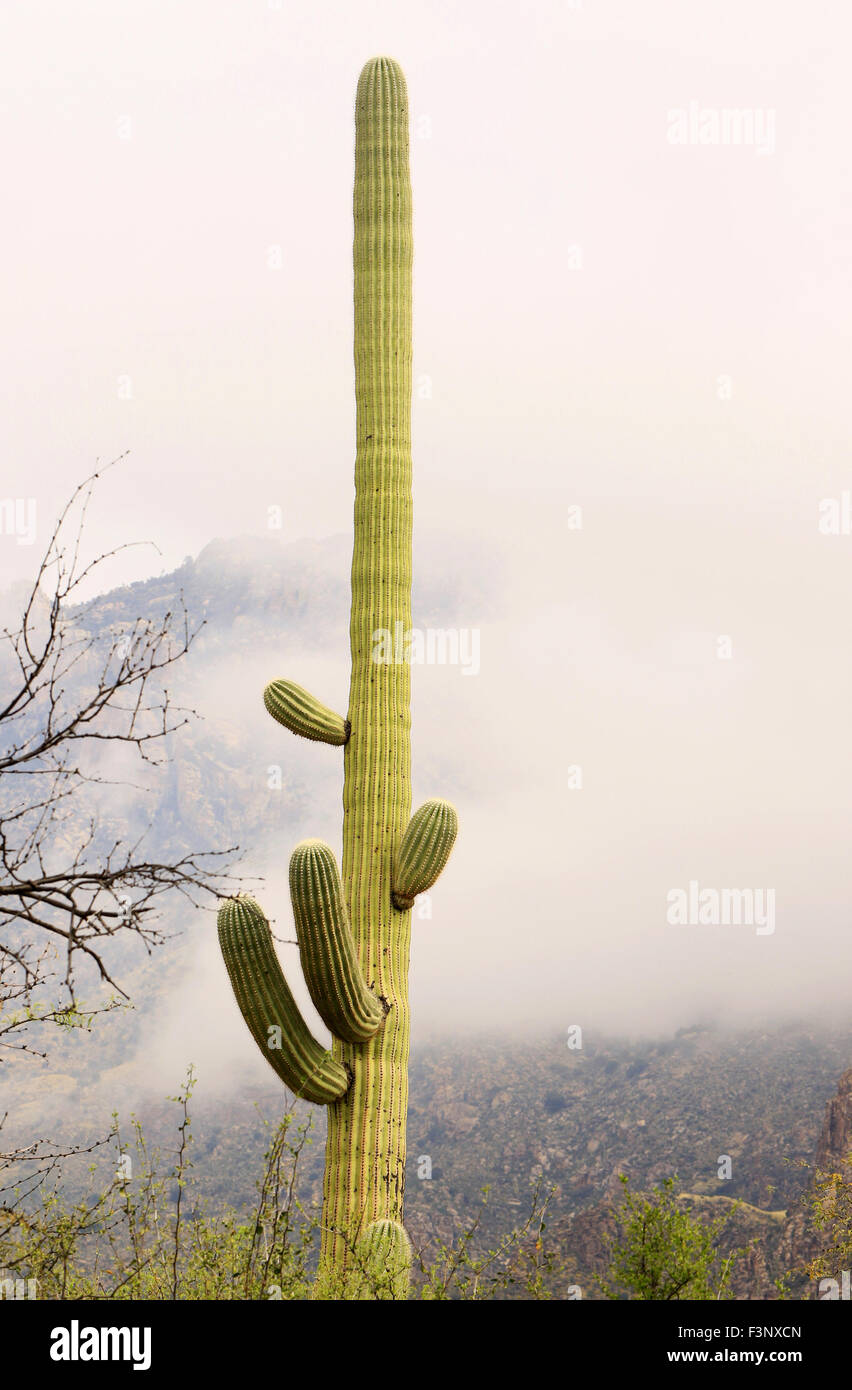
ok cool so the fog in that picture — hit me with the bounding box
[136,487,852,1098]
[2,1,851,1090]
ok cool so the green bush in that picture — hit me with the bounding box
[598,1174,740,1301]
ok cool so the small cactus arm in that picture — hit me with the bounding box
[355,1219,413,1300]
[263,679,350,746]
[392,799,459,910]
[216,56,457,1290]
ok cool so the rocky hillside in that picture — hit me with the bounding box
[526,1054,852,1300]
[3,537,851,1299]
[10,1020,852,1299]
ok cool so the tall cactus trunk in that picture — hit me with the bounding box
[325,57,414,1269]
[216,57,458,1299]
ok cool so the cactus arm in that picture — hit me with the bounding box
[355,1218,412,1299]
[217,896,350,1104]
[289,840,385,1043]
[263,679,350,746]
[391,798,458,910]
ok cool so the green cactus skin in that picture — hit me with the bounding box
[289,839,385,1043]
[263,679,350,746]
[216,896,350,1104]
[217,56,457,1289]
[355,1218,412,1300]
[320,54,415,1274]
[391,799,459,910]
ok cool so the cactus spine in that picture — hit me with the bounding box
[216,57,456,1290]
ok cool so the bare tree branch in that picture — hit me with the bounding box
[0,460,239,1069]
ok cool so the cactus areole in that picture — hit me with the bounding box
[216,57,458,1289]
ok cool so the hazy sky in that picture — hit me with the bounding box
[3,1,852,1057]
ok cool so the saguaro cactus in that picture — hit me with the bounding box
[217,57,458,1290]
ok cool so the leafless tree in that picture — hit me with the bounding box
[0,459,236,1074]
